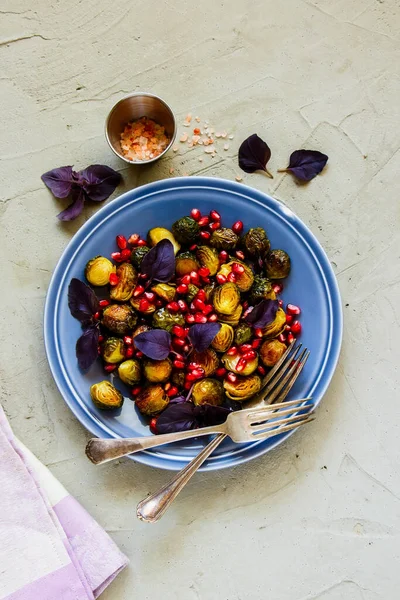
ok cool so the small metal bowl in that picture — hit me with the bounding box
[105,92,176,165]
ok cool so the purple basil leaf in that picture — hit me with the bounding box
[76,324,99,370]
[78,164,122,202]
[169,395,187,405]
[68,278,100,323]
[57,187,86,221]
[188,323,221,353]
[238,134,273,178]
[41,166,75,198]
[134,329,172,360]
[245,299,279,328]
[194,404,231,427]
[140,239,175,283]
[156,402,197,434]
[282,149,328,181]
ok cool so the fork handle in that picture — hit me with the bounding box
[86,425,222,465]
[137,434,226,523]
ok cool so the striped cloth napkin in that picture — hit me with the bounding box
[0,405,128,600]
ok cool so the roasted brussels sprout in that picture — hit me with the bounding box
[203,281,216,302]
[248,275,276,304]
[172,371,185,388]
[85,256,116,286]
[152,307,185,332]
[101,337,125,363]
[217,261,254,292]
[110,263,138,302]
[192,378,224,406]
[234,323,253,345]
[151,283,176,302]
[148,227,180,254]
[196,246,220,276]
[90,380,123,410]
[130,246,150,268]
[135,384,169,416]
[241,227,270,257]
[118,359,141,385]
[260,307,286,338]
[217,304,242,327]
[259,339,286,367]
[175,252,199,277]
[132,324,152,338]
[223,374,262,401]
[213,282,240,315]
[264,249,291,279]
[209,227,238,250]
[143,358,172,383]
[186,284,199,303]
[192,348,219,376]
[171,216,200,245]
[102,304,137,335]
[130,296,156,314]
[211,323,234,352]
[222,351,258,376]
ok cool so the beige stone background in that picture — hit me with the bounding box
[1,0,400,598]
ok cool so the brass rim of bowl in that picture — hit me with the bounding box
[105,92,177,165]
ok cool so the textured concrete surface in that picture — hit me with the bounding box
[1,1,400,598]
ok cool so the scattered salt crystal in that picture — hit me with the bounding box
[198,157,203,162]
[192,135,200,144]
[228,134,234,139]
[183,122,191,127]
[187,141,193,147]
[169,167,175,174]
[183,172,189,176]
[173,146,179,152]
[224,143,229,151]
[209,127,215,134]
[235,175,243,182]
[197,139,204,145]
[221,132,227,138]
[215,132,222,138]
[185,113,192,123]
[180,133,188,142]
[195,116,201,122]
[204,146,216,154]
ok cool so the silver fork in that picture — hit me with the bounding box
[137,342,310,523]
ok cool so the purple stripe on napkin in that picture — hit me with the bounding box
[6,563,93,600]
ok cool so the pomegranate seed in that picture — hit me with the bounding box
[109,273,119,286]
[172,325,187,338]
[173,360,185,369]
[190,269,199,279]
[273,283,283,294]
[139,298,150,311]
[177,283,189,294]
[183,344,190,353]
[239,344,252,354]
[174,352,185,362]
[209,221,221,231]
[243,350,256,360]
[236,357,247,372]
[155,299,163,307]
[191,208,201,221]
[185,313,195,324]
[135,350,144,358]
[210,209,221,222]
[124,336,133,346]
[98,346,102,355]
[278,299,283,307]
[232,262,245,274]
[226,372,237,383]
[181,274,191,285]
[189,244,198,251]
[137,239,147,247]
[287,303,301,315]
[219,250,228,263]
[149,417,158,434]
[286,314,293,324]
[125,346,134,358]
[167,386,179,397]
[188,362,201,370]
[177,299,188,312]
[104,364,117,372]
[215,367,227,378]
[227,272,237,283]
[198,216,210,227]
[243,301,249,310]
[166,301,180,313]
[187,368,204,380]
[232,220,243,234]
[287,333,295,344]
[111,251,123,262]
[139,273,149,279]
[194,313,207,323]
[257,365,266,376]
[202,276,211,284]
[120,248,131,261]
[255,328,264,338]
[128,233,140,245]
[116,234,127,249]
[194,298,206,312]
[291,320,302,335]
[196,289,206,301]
[200,230,211,241]
[164,382,172,391]
[131,385,142,396]
[285,324,292,331]
[184,381,192,390]
[235,250,245,260]
[133,285,145,297]
[173,336,186,348]
[198,267,210,277]
[203,304,213,315]
[144,291,156,302]
[208,313,218,322]
[278,333,287,343]
[252,339,262,349]
[99,299,110,307]
[93,311,100,320]
[227,346,238,356]
[98,335,104,343]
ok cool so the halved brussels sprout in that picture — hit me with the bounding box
[260,307,286,338]
[209,227,238,250]
[241,227,270,257]
[196,246,220,276]
[110,263,138,302]
[130,246,150,269]
[143,358,172,383]
[217,261,254,292]
[203,281,216,302]
[152,307,185,332]
[171,216,200,245]
[147,227,181,254]
[234,323,253,346]
[192,348,219,376]
[259,339,287,367]
[248,275,276,304]
[151,283,176,302]
[186,284,199,303]
[223,374,261,401]
[118,359,141,385]
[171,371,185,389]
[175,252,199,277]
[264,249,291,279]
[213,282,240,315]
[102,304,137,335]
[90,380,123,410]
[85,256,116,286]
[130,297,156,314]
[135,384,169,416]
[132,324,152,338]
[211,323,234,353]
[101,337,125,363]
[222,351,258,376]
[192,378,224,406]
[217,304,242,327]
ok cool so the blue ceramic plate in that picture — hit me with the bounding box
[44,177,342,471]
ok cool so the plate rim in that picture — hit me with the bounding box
[44,176,343,471]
